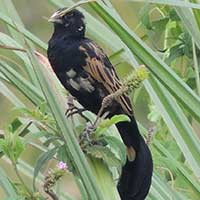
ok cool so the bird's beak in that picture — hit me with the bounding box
[48,7,73,23]
[48,14,61,23]
[48,0,96,23]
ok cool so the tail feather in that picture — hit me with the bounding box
[117,138,152,200]
[116,116,141,151]
[116,116,153,200]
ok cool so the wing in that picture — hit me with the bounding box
[79,39,133,116]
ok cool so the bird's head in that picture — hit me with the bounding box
[48,8,85,38]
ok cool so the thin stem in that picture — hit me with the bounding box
[45,189,59,200]
[192,39,200,96]
[0,44,26,52]
[13,161,33,197]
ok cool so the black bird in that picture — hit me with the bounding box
[47,8,153,200]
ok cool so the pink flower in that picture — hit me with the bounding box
[57,161,68,170]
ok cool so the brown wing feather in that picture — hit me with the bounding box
[79,40,133,115]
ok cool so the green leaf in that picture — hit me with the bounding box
[0,11,47,50]
[0,81,25,107]
[74,177,88,200]
[109,48,125,62]
[175,6,200,50]
[153,139,200,196]
[190,0,200,30]
[149,76,200,176]
[0,0,25,42]
[0,167,18,198]
[0,139,10,159]
[29,131,51,139]
[86,145,121,168]
[100,114,130,128]
[0,133,25,163]
[103,136,126,165]
[95,114,130,137]
[33,147,57,190]
[139,3,152,30]
[13,137,25,162]
[88,157,121,200]
[165,44,184,64]
[0,33,38,85]
[57,145,73,170]
[0,61,44,105]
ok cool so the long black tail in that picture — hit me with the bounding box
[116,116,153,200]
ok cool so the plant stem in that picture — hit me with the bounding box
[13,161,33,197]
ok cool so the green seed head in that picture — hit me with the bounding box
[123,65,149,93]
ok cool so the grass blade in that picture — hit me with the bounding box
[25,41,104,199]
[0,167,18,198]
[90,1,200,122]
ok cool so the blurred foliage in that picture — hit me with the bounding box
[0,0,200,200]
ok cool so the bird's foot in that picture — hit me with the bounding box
[65,96,90,122]
[79,122,96,143]
[66,107,86,118]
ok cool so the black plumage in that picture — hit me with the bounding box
[47,8,152,200]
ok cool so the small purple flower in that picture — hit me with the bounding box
[57,161,68,170]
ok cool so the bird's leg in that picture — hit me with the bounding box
[92,86,128,127]
[93,93,114,127]
[80,89,126,142]
[79,122,94,143]
[65,95,80,116]
[80,94,114,142]
[65,95,91,122]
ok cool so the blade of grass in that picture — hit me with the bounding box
[192,39,200,96]
[0,32,38,85]
[175,5,200,50]
[25,41,104,200]
[0,81,25,107]
[90,1,200,122]
[149,75,200,176]
[139,124,200,196]
[89,0,200,176]
[0,11,47,50]
[0,61,44,105]
[190,0,200,29]
[0,0,25,42]
[0,167,18,198]
[154,140,200,196]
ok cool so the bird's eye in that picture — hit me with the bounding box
[78,26,84,31]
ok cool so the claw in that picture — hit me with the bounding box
[66,108,86,117]
[80,122,96,142]
[65,96,91,122]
